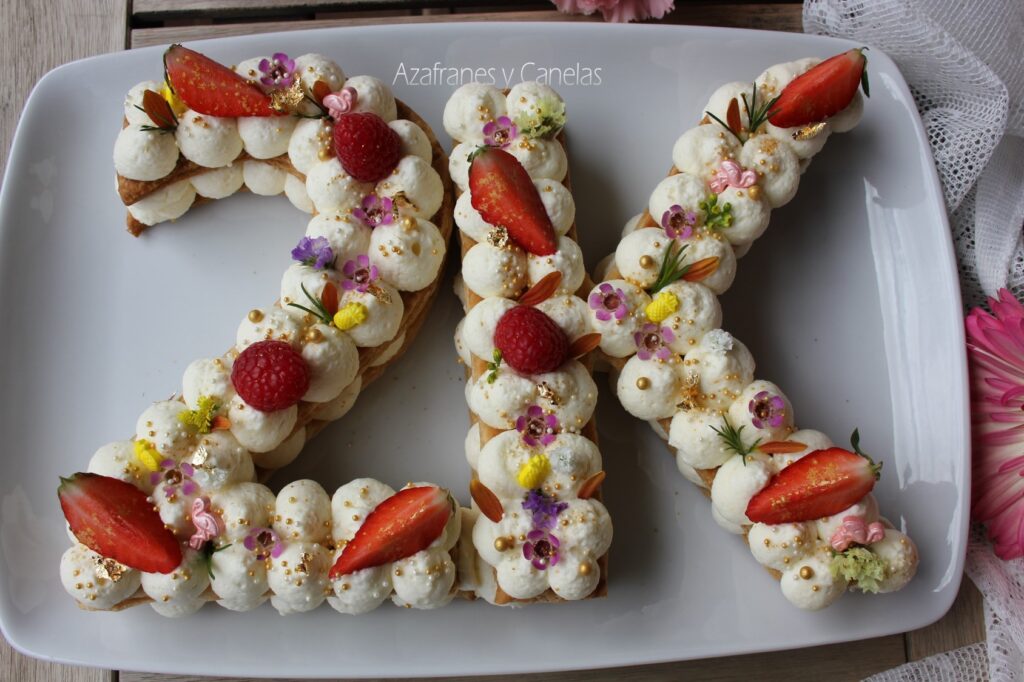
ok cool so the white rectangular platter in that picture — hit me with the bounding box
[0,21,968,678]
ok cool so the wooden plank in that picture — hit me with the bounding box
[130,10,592,48]
[133,0,533,18]
[906,577,986,660]
[129,4,801,48]
[0,0,127,184]
[121,633,905,682]
[1,0,123,665]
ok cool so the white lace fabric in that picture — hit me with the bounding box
[803,2,1024,679]
[804,0,1024,309]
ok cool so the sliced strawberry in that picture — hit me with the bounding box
[59,472,182,573]
[745,439,881,524]
[768,48,868,128]
[469,147,558,256]
[329,486,453,579]
[163,44,280,118]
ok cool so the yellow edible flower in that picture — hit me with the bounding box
[178,395,219,434]
[333,302,368,331]
[517,454,552,489]
[134,439,161,472]
[160,81,187,117]
[645,291,680,323]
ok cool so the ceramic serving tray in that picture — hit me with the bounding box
[0,21,968,678]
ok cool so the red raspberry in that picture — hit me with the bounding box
[231,340,310,412]
[332,112,402,183]
[494,306,569,376]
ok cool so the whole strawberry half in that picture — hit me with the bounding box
[768,48,868,129]
[329,486,453,579]
[745,441,881,524]
[332,112,402,183]
[59,473,182,573]
[494,305,569,375]
[231,339,310,412]
[469,147,558,256]
[164,44,279,117]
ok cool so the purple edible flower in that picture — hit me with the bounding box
[258,52,296,89]
[352,194,394,229]
[633,323,675,361]
[291,236,335,270]
[523,529,560,570]
[588,282,629,322]
[341,255,379,293]
[482,116,517,148]
[522,489,569,531]
[661,204,697,240]
[150,459,198,499]
[243,527,284,560]
[516,405,559,448]
[749,390,786,429]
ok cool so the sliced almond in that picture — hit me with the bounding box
[470,479,503,523]
[567,333,602,359]
[210,415,231,431]
[758,440,807,454]
[683,256,720,282]
[321,282,339,316]
[312,79,332,104]
[726,97,742,135]
[577,470,606,500]
[142,89,176,129]
[518,271,562,307]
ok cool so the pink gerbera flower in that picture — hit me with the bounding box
[967,288,1024,560]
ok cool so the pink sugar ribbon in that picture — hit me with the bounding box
[188,496,223,550]
[323,86,358,120]
[708,159,758,194]
[830,515,886,552]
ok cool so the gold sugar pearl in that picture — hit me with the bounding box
[798,566,814,580]
[493,537,511,552]
[635,377,651,390]
[578,562,592,576]
[304,327,324,344]
[247,309,264,323]
[317,148,331,161]
[639,255,655,268]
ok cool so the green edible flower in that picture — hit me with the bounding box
[486,348,502,384]
[700,194,733,231]
[514,98,566,140]
[830,546,887,593]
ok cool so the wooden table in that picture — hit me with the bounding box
[0,1,984,680]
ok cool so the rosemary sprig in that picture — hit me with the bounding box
[133,103,177,134]
[287,283,332,324]
[704,109,741,144]
[741,82,780,137]
[709,415,761,465]
[705,82,780,142]
[650,242,691,294]
[201,542,232,581]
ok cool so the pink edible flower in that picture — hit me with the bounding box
[258,53,296,89]
[551,0,675,22]
[967,289,1024,559]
